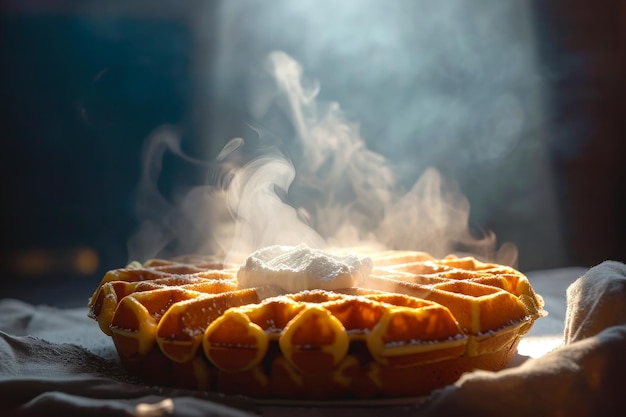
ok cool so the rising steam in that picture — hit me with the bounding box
[128,51,516,266]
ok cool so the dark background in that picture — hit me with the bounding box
[1,1,625,306]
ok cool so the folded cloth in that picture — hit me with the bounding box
[0,262,624,416]
[416,261,626,417]
[564,261,626,344]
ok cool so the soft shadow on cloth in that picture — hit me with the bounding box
[1,261,625,416]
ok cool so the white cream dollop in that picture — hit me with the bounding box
[237,244,373,292]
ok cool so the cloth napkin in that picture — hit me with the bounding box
[1,262,625,416]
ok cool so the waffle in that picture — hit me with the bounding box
[88,249,545,399]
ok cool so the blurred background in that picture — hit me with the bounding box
[1,0,625,307]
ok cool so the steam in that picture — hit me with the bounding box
[128,51,516,266]
[376,167,517,265]
[224,154,325,262]
[251,52,396,244]
[128,126,234,260]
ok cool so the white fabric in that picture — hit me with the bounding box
[1,262,624,416]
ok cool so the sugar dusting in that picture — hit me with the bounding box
[237,244,373,292]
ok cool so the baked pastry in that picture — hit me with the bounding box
[88,245,545,399]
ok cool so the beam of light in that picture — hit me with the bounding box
[200,0,565,270]
[517,335,563,359]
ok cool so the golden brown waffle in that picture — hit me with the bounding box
[88,250,545,399]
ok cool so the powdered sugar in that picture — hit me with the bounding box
[237,244,373,292]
